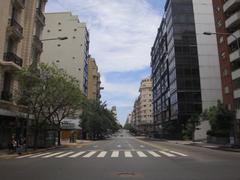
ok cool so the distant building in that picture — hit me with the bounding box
[129,77,153,134]
[0,0,47,148]
[41,12,90,95]
[87,56,101,100]
[111,106,117,120]
[151,0,223,139]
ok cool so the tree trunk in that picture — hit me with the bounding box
[33,120,39,149]
[57,129,61,146]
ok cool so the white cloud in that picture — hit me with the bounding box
[45,0,162,123]
[46,0,161,73]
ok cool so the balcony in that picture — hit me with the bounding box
[7,18,23,40]
[12,0,25,9]
[36,8,45,25]
[227,30,240,44]
[232,69,240,80]
[32,35,43,52]
[225,11,240,29]
[224,0,240,13]
[230,49,240,62]
[234,89,240,98]
[3,52,23,67]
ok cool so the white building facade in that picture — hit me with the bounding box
[41,12,89,95]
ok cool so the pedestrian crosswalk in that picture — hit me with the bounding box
[16,150,188,160]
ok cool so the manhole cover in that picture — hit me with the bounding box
[117,172,136,177]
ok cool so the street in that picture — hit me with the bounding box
[1,130,240,180]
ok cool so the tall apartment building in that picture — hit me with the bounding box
[151,0,223,139]
[129,78,153,134]
[87,56,101,100]
[41,12,90,95]
[0,0,47,148]
[137,77,153,133]
[210,0,240,141]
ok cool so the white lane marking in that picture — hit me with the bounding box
[148,151,161,157]
[97,151,107,158]
[117,145,122,148]
[111,151,119,158]
[140,145,145,148]
[124,151,133,158]
[159,151,176,157]
[55,151,74,158]
[16,154,34,159]
[29,152,51,158]
[136,151,147,157]
[169,151,188,157]
[83,151,97,158]
[42,152,65,158]
[69,151,86,158]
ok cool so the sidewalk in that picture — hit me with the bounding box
[137,136,240,152]
[0,140,93,159]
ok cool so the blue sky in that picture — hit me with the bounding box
[46,0,165,125]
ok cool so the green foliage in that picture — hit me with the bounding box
[205,101,235,137]
[17,63,85,147]
[124,123,137,134]
[182,114,200,140]
[80,100,120,140]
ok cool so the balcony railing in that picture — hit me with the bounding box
[7,18,23,39]
[4,52,23,67]
[1,91,12,101]
[12,0,25,9]
[33,35,43,52]
[36,8,45,25]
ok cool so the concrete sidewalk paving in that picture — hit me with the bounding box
[137,136,240,152]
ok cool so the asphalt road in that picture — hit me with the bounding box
[1,129,240,180]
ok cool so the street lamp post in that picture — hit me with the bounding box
[41,36,68,41]
[203,32,240,55]
[203,31,240,146]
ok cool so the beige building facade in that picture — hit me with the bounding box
[87,56,101,100]
[129,77,153,134]
[41,12,90,95]
[0,0,47,148]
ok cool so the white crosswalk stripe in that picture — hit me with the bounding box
[16,150,188,159]
[83,151,97,158]
[29,152,52,158]
[159,151,176,157]
[16,154,34,159]
[69,151,86,158]
[111,151,119,158]
[124,151,133,158]
[136,151,147,157]
[97,151,107,158]
[42,152,65,158]
[55,152,74,158]
[148,151,161,157]
[169,151,188,157]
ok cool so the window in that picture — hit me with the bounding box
[74,28,77,31]
[221,52,226,59]
[219,36,224,44]
[47,30,50,33]
[224,86,229,94]
[57,44,61,47]
[58,29,62,31]
[73,36,76,39]
[58,22,61,25]
[223,68,228,76]
[217,20,222,27]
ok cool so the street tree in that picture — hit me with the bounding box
[18,63,85,148]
